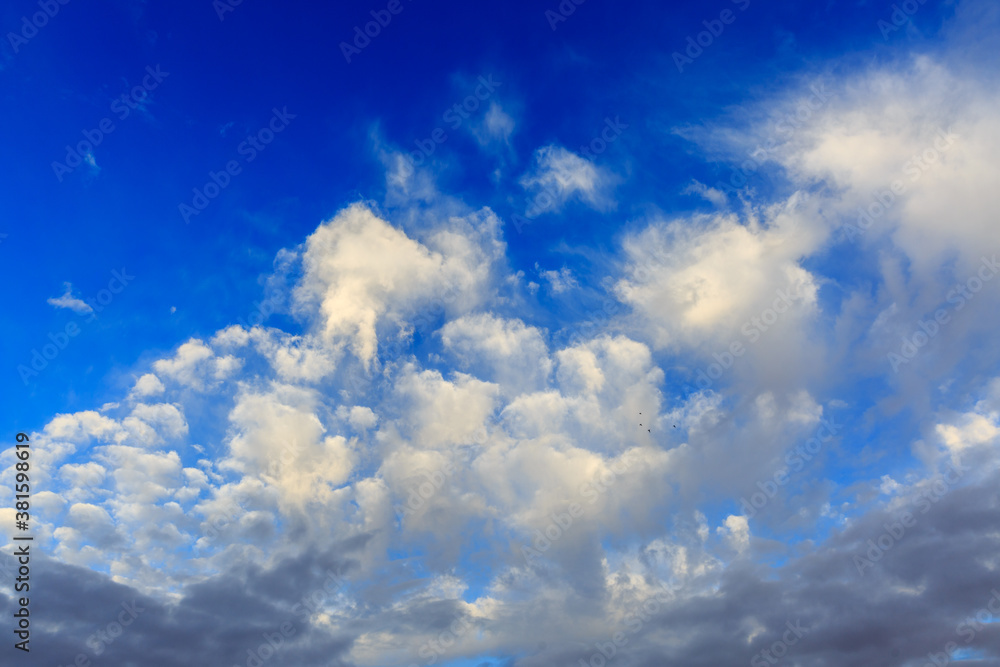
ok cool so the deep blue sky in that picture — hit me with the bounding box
[1,0,953,432]
[4,2,1000,666]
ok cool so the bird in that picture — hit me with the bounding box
[647,429,650,433]
[673,424,677,428]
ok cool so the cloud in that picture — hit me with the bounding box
[47,282,93,314]
[292,202,503,369]
[682,179,728,207]
[537,265,578,294]
[129,373,165,399]
[12,7,1000,664]
[519,145,617,213]
[473,102,515,147]
[152,339,242,391]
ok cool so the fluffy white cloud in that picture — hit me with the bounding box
[153,339,242,390]
[292,203,503,369]
[439,313,552,395]
[129,373,165,399]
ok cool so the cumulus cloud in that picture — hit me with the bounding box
[292,203,504,369]
[10,8,1000,665]
[153,339,242,391]
[129,373,165,399]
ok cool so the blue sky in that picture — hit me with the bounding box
[3,0,1000,665]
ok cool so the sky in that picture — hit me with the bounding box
[2,0,1000,665]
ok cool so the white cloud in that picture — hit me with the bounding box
[614,203,820,353]
[519,145,617,213]
[129,373,165,400]
[152,339,242,390]
[537,265,578,294]
[683,179,728,207]
[718,514,750,553]
[127,403,189,441]
[439,313,552,395]
[292,203,503,369]
[473,102,515,147]
[224,384,354,512]
[47,282,92,314]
